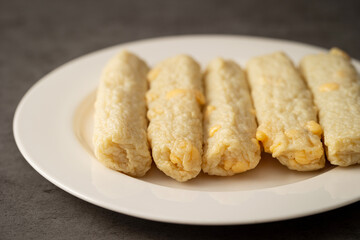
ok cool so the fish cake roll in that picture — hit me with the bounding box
[146,55,204,182]
[203,58,261,176]
[247,52,325,171]
[300,48,360,166]
[93,51,152,177]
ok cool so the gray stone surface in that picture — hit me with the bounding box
[1,0,360,239]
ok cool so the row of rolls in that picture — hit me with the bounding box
[93,48,360,182]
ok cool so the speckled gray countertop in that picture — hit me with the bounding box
[1,0,360,239]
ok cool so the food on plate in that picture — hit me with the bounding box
[146,55,204,182]
[246,52,325,171]
[92,47,360,181]
[93,51,152,177]
[202,58,261,176]
[300,48,360,166]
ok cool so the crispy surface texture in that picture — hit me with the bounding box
[93,51,152,177]
[203,58,261,176]
[300,48,360,166]
[247,52,325,171]
[146,55,204,182]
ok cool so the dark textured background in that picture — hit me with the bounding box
[1,0,360,239]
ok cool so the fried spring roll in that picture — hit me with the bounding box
[300,48,360,166]
[93,51,152,177]
[247,52,325,171]
[146,55,204,182]
[202,58,261,176]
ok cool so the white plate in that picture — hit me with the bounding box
[13,35,360,225]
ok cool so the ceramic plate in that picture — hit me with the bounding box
[13,35,360,225]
